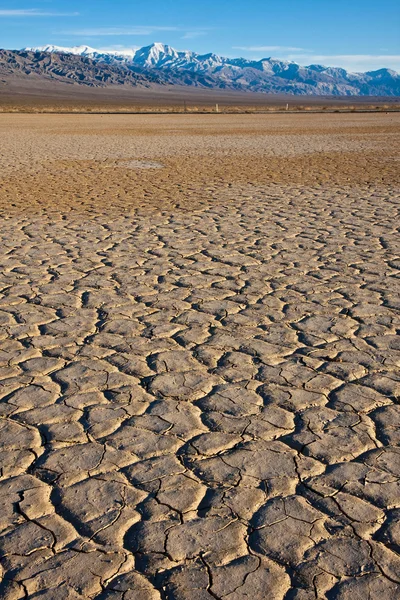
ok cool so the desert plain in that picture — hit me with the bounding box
[0,112,399,599]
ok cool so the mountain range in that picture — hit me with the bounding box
[2,42,399,96]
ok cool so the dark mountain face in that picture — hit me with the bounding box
[2,46,400,96]
[0,49,164,88]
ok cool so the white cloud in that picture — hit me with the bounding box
[286,54,400,72]
[232,46,400,72]
[98,45,140,52]
[182,31,208,40]
[234,45,309,52]
[61,25,212,39]
[0,9,79,16]
[60,26,180,36]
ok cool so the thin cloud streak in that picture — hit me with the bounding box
[232,47,400,72]
[286,53,400,72]
[60,26,181,36]
[182,31,208,40]
[0,9,79,16]
[234,45,309,52]
[98,45,140,53]
[61,26,212,38]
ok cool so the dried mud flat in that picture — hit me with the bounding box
[0,113,399,599]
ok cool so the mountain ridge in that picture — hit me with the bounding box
[24,42,399,75]
[4,42,400,96]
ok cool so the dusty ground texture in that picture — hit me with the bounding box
[0,113,399,599]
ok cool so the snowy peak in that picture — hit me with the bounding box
[24,44,99,56]
[133,43,181,67]
[23,44,138,61]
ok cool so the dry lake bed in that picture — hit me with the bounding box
[0,113,399,599]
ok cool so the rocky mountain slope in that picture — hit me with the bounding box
[3,43,400,96]
[0,49,163,88]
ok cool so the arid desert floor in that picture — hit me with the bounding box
[0,113,399,599]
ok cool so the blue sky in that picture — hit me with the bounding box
[1,0,400,72]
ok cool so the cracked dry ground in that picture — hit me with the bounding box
[0,113,399,599]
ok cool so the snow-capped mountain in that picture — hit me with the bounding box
[25,42,283,72]
[24,44,138,63]
[14,42,400,96]
[25,44,99,57]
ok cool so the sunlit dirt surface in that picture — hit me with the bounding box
[0,113,399,599]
